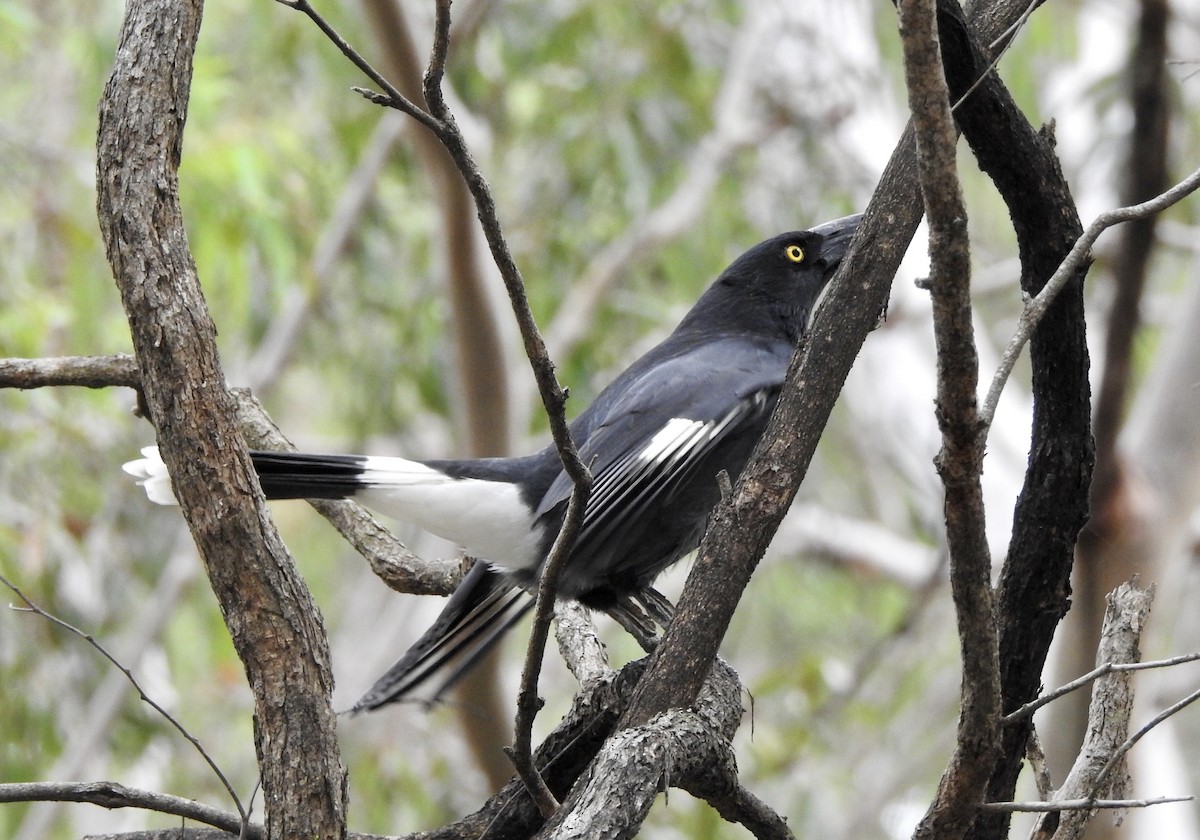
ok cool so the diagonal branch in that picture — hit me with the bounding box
[533,660,775,838]
[275,0,441,133]
[980,163,1200,429]
[1004,650,1200,723]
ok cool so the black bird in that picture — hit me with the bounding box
[125,213,861,710]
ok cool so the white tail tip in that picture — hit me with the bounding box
[122,446,178,506]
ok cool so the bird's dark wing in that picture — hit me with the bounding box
[535,334,792,598]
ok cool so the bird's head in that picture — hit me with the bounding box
[678,213,862,343]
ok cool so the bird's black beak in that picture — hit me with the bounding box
[811,213,863,270]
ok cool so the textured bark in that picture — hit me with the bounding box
[1031,582,1153,840]
[533,660,764,840]
[0,354,140,390]
[901,1,1001,838]
[94,1,347,837]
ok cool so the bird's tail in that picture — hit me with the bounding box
[123,447,539,572]
[124,446,535,708]
[352,560,532,710]
[122,446,389,504]
[249,450,380,499]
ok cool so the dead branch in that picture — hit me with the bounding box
[1030,581,1154,840]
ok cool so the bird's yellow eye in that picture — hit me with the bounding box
[784,244,805,263]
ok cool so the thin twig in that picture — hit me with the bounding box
[423,0,454,110]
[423,0,592,810]
[0,574,249,826]
[987,0,1043,52]
[1003,651,1200,722]
[504,484,592,816]
[979,795,1192,813]
[285,0,593,810]
[948,0,1039,111]
[275,0,441,134]
[980,163,1200,428]
[1091,684,1200,798]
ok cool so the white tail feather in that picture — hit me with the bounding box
[122,448,544,572]
[122,446,177,506]
[354,456,542,571]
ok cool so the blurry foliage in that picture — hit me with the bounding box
[3,0,1200,838]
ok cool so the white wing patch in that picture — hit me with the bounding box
[569,393,772,563]
[639,418,709,464]
[637,409,747,467]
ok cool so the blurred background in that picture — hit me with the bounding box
[3,0,1200,837]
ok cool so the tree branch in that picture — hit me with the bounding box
[0,354,140,390]
[1004,651,1200,723]
[350,0,518,788]
[274,0,441,134]
[899,0,1000,835]
[916,5,1094,837]
[534,659,767,838]
[552,601,612,688]
[980,796,1192,814]
[95,1,346,836]
[0,782,257,839]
